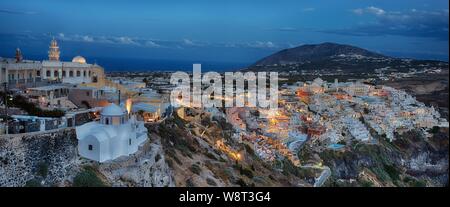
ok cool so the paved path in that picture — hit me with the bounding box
[314,166,331,187]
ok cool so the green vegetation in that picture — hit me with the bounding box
[204,151,218,160]
[190,164,202,175]
[37,162,49,178]
[360,180,374,187]
[411,179,427,187]
[235,178,247,187]
[24,179,42,187]
[0,93,64,117]
[154,154,161,162]
[429,126,440,134]
[186,178,195,187]
[233,164,254,178]
[383,164,400,181]
[73,166,107,187]
[403,176,427,187]
[158,119,197,159]
[206,178,217,186]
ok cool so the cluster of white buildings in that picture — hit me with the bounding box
[294,78,448,144]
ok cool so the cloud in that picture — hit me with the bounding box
[352,6,385,15]
[144,40,161,48]
[182,38,195,46]
[352,8,364,15]
[182,38,205,47]
[323,7,449,41]
[82,35,94,42]
[276,27,299,32]
[246,41,277,49]
[302,7,315,12]
[115,36,138,45]
[39,33,282,50]
[0,9,36,15]
[366,6,385,15]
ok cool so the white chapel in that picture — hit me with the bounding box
[75,103,148,162]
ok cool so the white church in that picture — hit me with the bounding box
[75,103,148,162]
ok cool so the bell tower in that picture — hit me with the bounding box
[48,38,60,61]
[15,48,23,63]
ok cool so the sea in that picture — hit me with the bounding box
[74,57,249,72]
[1,53,250,72]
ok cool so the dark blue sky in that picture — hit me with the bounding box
[0,0,448,68]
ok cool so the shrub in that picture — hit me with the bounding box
[411,179,427,187]
[240,167,254,178]
[155,154,161,162]
[24,179,42,187]
[190,164,202,175]
[384,164,400,181]
[73,166,107,187]
[186,178,195,187]
[6,94,65,117]
[37,162,49,178]
[205,152,217,160]
[235,178,247,187]
[360,180,374,187]
[429,126,440,134]
[206,178,217,186]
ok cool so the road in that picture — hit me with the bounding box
[300,164,331,187]
[314,166,331,187]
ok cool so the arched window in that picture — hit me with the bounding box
[54,70,59,77]
[83,71,86,77]
[77,71,81,77]
[46,70,51,77]
[62,71,66,77]
[69,71,74,77]
[88,71,91,77]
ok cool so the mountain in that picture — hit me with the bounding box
[246,42,448,73]
[252,42,387,66]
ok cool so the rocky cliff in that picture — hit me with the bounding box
[0,127,175,187]
[0,129,79,187]
[320,129,449,187]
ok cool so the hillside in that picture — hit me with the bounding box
[246,42,448,73]
[253,42,386,66]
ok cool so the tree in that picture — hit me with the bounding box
[143,78,149,87]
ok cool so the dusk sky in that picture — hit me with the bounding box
[0,0,448,69]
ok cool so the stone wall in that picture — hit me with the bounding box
[0,129,79,187]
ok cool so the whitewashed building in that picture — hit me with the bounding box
[1,39,104,87]
[76,103,148,162]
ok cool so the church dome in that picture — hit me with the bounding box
[101,103,125,116]
[72,56,86,64]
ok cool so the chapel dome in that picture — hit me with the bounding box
[72,56,86,64]
[101,103,125,116]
